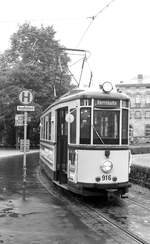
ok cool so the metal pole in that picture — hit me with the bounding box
[23,111,27,200]
[78,54,86,87]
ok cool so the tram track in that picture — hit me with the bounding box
[69,192,150,244]
[127,185,150,211]
[78,203,148,244]
[37,167,150,244]
[126,197,150,211]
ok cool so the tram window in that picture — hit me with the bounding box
[45,116,49,140]
[49,113,51,140]
[43,117,46,139]
[80,108,91,144]
[122,109,128,144]
[70,109,76,144]
[40,118,44,139]
[60,109,68,136]
[93,110,119,144]
[122,100,129,108]
[43,113,51,140]
[80,99,91,106]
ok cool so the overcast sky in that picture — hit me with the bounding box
[0,0,150,86]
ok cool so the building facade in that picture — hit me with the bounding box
[116,74,150,144]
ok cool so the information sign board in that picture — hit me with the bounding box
[15,114,24,126]
[17,106,35,112]
[20,139,30,152]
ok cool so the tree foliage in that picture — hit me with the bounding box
[0,23,73,147]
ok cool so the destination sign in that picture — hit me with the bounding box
[94,99,119,107]
[122,100,129,107]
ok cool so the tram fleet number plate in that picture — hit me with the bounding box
[101,175,111,181]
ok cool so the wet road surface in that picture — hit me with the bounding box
[0,152,100,244]
[0,151,149,244]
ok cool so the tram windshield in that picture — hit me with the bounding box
[80,107,129,145]
[93,110,120,144]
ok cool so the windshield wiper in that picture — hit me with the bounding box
[92,125,104,144]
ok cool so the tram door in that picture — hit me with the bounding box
[56,107,68,184]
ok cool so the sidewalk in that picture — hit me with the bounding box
[0,149,39,158]
[0,149,99,244]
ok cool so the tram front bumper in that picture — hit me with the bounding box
[68,181,131,191]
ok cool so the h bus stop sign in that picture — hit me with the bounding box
[18,90,34,199]
[19,90,33,105]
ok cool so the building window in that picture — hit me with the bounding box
[134,111,142,119]
[135,95,141,107]
[145,111,150,119]
[130,111,133,119]
[129,125,134,143]
[130,97,135,108]
[145,124,150,136]
[145,95,150,107]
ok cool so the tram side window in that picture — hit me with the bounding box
[122,109,128,144]
[40,118,44,139]
[70,109,76,144]
[49,113,51,140]
[45,116,49,140]
[43,117,46,139]
[42,112,51,140]
[80,108,91,144]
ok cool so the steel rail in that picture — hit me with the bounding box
[38,168,149,244]
[83,203,149,244]
[126,197,150,211]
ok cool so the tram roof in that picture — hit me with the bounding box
[42,87,129,114]
[59,87,129,100]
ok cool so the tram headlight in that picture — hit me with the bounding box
[100,160,113,173]
[102,81,113,93]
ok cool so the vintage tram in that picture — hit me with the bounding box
[40,82,131,197]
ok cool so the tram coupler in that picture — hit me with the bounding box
[107,190,118,201]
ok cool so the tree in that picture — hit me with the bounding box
[0,23,73,147]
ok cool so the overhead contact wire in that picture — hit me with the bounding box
[76,0,116,47]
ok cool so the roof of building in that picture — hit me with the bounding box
[116,74,150,88]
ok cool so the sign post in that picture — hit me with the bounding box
[22,111,27,200]
[18,90,34,200]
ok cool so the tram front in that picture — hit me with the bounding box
[68,82,131,197]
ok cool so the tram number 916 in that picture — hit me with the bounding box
[102,175,111,181]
